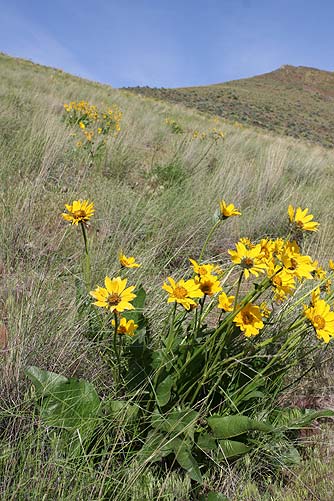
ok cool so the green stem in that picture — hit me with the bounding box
[199,219,221,262]
[113,312,121,393]
[233,271,244,311]
[80,222,91,290]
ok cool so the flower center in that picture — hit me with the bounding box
[289,258,298,270]
[241,257,254,269]
[296,220,304,228]
[314,314,326,330]
[198,266,208,276]
[73,209,87,219]
[174,286,188,299]
[200,282,212,295]
[107,293,121,306]
[242,311,254,325]
[272,276,282,287]
[118,325,127,334]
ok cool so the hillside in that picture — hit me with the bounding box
[125,65,334,148]
[1,52,334,500]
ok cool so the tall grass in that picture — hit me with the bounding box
[1,53,334,499]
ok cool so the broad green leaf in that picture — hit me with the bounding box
[196,433,217,452]
[174,442,203,483]
[274,408,334,430]
[208,415,272,439]
[151,408,198,440]
[156,375,173,407]
[218,439,251,458]
[106,399,139,422]
[26,366,100,429]
[139,431,178,462]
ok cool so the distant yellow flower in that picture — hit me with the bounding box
[112,317,138,336]
[288,205,319,232]
[312,260,327,280]
[79,121,86,129]
[189,258,215,277]
[228,241,267,279]
[218,292,235,312]
[90,276,136,313]
[62,199,94,225]
[304,298,334,343]
[267,262,296,301]
[162,277,203,310]
[260,302,271,318]
[233,303,264,337]
[196,274,222,296]
[97,127,102,134]
[119,251,141,268]
[219,200,241,219]
[84,131,94,142]
[329,260,334,270]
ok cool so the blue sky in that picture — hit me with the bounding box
[1,0,333,88]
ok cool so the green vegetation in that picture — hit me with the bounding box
[1,52,334,500]
[126,65,334,148]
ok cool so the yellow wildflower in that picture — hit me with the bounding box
[79,121,86,129]
[281,243,315,281]
[90,277,136,313]
[228,241,267,279]
[218,292,235,312]
[84,131,94,142]
[162,277,203,310]
[196,274,222,296]
[329,260,334,270]
[288,205,319,232]
[119,251,141,269]
[233,303,264,337]
[219,200,241,219]
[260,302,271,318]
[62,199,94,226]
[304,298,334,343]
[112,317,138,336]
[267,263,296,301]
[189,258,215,277]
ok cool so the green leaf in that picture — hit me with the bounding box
[156,375,173,407]
[151,408,198,441]
[274,408,334,430]
[139,431,176,462]
[174,442,203,483]
[196,433,217,452]
[106,399,139,422]
[26,366,100,429]
[218,439,251,458]
[208,415,272,439]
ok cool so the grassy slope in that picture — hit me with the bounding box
[0,52,334,499]
[125,65,334,148]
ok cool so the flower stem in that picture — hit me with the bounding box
[113,312,121,393]
[199,219,221,262]
[80,222,91,290]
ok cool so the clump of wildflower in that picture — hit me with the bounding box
[162,277,203,310]
[233,303,264,337]
[112,317,138,336]
[119,251,141,269]
[288,205,319,232]
[90,276,136,313]
[62,200,94,226]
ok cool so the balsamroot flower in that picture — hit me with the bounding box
[189,258,215,277]
[196,274,222,296]
[112,317,138,336]
[218,292,235,312]
[62,199,94,226]
[304,298,334,343]
[228,241,267,279]
[233,303,264,337]
[90,276,136,313]
[119,251,141,268]
[162,277,203,310]
[219,200,241,219]
[288,205,319,232]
